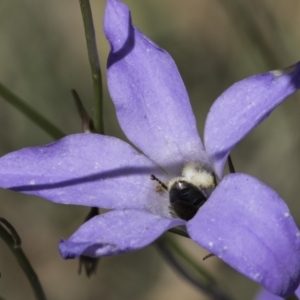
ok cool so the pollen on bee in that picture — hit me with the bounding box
[155,184,165,194]
[182,161,215,188]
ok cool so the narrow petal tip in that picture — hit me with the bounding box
[204,61,300,178]
[271,62,300,80]
[104,0,132,54]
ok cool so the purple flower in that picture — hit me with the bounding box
[0,0,300,297]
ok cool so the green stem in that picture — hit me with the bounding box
[286,294,299,300]
[156,237,234,300]
[0,218,47,300]
[165,234,217,285]
[72,89,95,133]
[227,155,236,174]
[79,0,104,134]
[168,227,190,239]
[0,82,65,140]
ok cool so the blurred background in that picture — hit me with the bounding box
[0,0,300,299]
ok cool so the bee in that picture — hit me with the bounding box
[151,162,216,221]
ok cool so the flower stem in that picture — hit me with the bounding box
[156,236,235,300]
[165,234,217,285]
[0,82,65,140]
[227,155,236,173]
[168,227,190,238]
[72,89,95,133]
[79,0,104,134]
[0,218,47,300]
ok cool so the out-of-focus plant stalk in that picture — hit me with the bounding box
[0,82,65,140]
[79,0,104,134]
[156,236,235,300]
[0,218,47,300]
[165,234,217,286]
[218,0,281,69]
[286,294,299,300]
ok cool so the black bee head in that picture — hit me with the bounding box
[169,180,207,221]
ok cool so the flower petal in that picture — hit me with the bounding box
[104,0,208,174]
[204,63,300,178]
[0,133,171,216]
[59,209,185,258]
[187,173,300,297]
[255,286,300,300]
